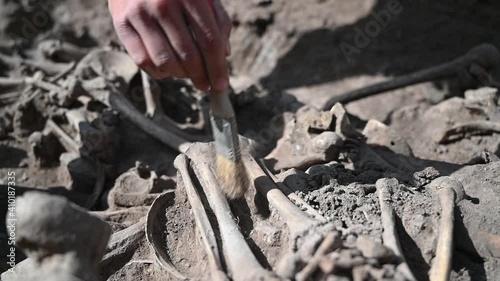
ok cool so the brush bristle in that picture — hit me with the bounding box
[216,155,249,199]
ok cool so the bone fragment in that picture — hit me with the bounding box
[102,218,146,268]
[0,53,72,75]
[145,192,188,279]
[38,40,89,62]
[295,231,342,281]
[376,178,417,281]
[45,119,79,154]
[141,71,209,142]
[246,154,319,237]
[439,121,500,143]
[83,78,192,153]
[259,159,327,222]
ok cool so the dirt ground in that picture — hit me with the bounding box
[0,0,499,280]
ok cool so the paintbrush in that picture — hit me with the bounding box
[209,88,249,199]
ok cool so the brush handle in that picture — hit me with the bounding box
[209,89,235,118]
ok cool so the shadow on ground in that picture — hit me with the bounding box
[261,0,500,96]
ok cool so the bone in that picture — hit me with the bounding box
[82,77,192,153]
[295,231,342,281]
[11,192,111,281]
[46,117,106,209]
[45,119,79,154]
[376,178,417,281]
[439,121,500,143]
[0,72,63,92]
[174,154,229,281]
[265,105,344,171]
[102,218,146,268]
[322,44,500,109]
[258,159,327,222]
[428,177,465,281]
[76,50,199,151]
[38,40,89,62]
[141,70,164,118]
[65,109,120,161]
[145,192,189,279]
[185,143,281,281]
[108,167,172,208]
[90,206,149,226]
[246,154,319,237]
[0,53,73,76]
[141,70,210,142]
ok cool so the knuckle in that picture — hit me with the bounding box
[151,0,171,12]
[113,18,130,34]
[133,54,151,69]
[153,53,172,67]
[126,5,146,22]
[177,45,196,62]
[198,32,223,53]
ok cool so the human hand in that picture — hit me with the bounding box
[108,0,232,92]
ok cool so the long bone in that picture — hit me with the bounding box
[185,143,281,281]
[245,155,320,237]
[77,50,203,152]
[82,78,192,153]
[376,178,417,281]
[322,44,500,110]
[428,177,465,281]
[174,154,229,281]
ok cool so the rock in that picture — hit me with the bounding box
[280,168,311,192]
[412,166,440,188]
[253,0,272,6]
[356,236,396,263]
[464,87,498,105]
[59,152,97,192]
[255,221,281,246]
[275,252,302,279]
[452,162,500,259]
[28,131,64,168]
[4,192,112,281]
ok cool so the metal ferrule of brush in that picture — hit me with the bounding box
[210,112,241,161]
[209,88,241,161]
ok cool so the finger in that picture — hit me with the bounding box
[148,0,210,91]
[212,0,232,56]
[127,7,187,79]
[111,18,159,78]
[182,0,229,92]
